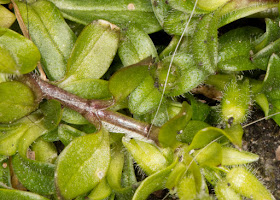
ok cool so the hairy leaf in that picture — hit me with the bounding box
[226,167,275,200]
[122,137,168,175]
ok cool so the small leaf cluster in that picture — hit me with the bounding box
[0,0,280,199]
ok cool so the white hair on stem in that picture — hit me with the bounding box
[147,0,200,138]
[242,112,280,128]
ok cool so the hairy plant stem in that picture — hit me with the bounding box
[21,74,160,144]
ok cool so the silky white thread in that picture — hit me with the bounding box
[147,0,200,138]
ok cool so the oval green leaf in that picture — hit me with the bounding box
[58,124,86,146]
[0,28,40,74]
[132,160,177,200]
[0,5,16,28]
[55,128,110,199]
[62,20,119,84]
[17,0,76,80]
[158,102,192,148]
[12,154,55,195]
[128,75,162,115]
[221,146,259,166]
[0,81,38,123]
[118,24,158,67]
[109,64,150,102]
[226,167,275,200]
[122,137,168,175]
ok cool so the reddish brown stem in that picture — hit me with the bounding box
[21,74,159,144]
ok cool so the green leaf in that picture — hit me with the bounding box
[0,189,49,200]
[168,0,208,14]
[122,137,169,175]
[254,93,269,117]
[221,146,259,166]
[109,64,150,102]
[218,26,263,72]
[221,78,251,124]
[163,9,201,36]
[0,81,38,123]
[223,124,244,148]
[106,139,125,191]
[205,74,234,91]
[177,120,210,144]
[186,94,210,121]
[195,142,222,167]
[18,122,48,157]
[0,0,10,4]
[253,38,280,70]
[218,56,258,72]
[87,178,112,200]
[150,0,172,26]
[156,52,206,96]
[177,172,197,200]
[202,167,223,186]
[17,0,76,80]
[254,17,280,52]
[263,54,280,101]
[181,152,206,194]
[132,160,177,200]
[118,24,158,67]
[159,35,180,59]
[188,123,243,149]
[121,153,137,188]
[12,154,55,195]
[106,136,137,199]
[0,113,42,156]
[197,0,230,11]
[62,20,120,83]
[128,75,162,115]
[40,128,59,142]
[55,128,110,199]
[49,0,161,34]
[58,124,86,146]
[62,108,89,125]
[40,100,63,131]
[165,162,186,190]
[0,5,16,28]
[226,167,275,200]
[218,0,278,28]
[192,12,218,75]
[0,28,40,74]
[188,127,225,150]
[158,102,192,148]
[0,124,29,156]
[215,179,242,200]
[31,138,57,164]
